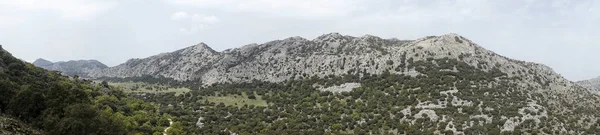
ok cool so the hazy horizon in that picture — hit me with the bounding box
[1,0,599,81]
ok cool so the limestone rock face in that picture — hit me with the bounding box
[89,43,220,81]
[33,58,108,77]
[87,33,575,94]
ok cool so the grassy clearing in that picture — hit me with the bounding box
[204,92,268,107]
[108,82,191,96]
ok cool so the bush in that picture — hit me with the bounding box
[248,95,256,99]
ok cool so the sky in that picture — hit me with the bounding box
[0,0,599,81]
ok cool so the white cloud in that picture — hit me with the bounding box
[171,11,219,33]
[166,0,366,18]
[343,0,496,26]
[0,16,25,29]
[171,11,189,20]
[178,24,207,33]
[171,12,219,23]
[0,0,118,20]
[190,14,219,24]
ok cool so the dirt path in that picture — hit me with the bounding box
[163,119,173,135]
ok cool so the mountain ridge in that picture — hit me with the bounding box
[88,33,570,88]
[576,76,600,95]
[32,58,108,77]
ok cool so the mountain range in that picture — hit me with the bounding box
[33,33,600,96]
[27,33,600,134]
[80,33,576,87]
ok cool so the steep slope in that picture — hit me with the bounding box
[89,43,220,81]
[33,58,108,77]
[0,46,170,134]
[577,77,600,95]
[95,33,600,134]
[90,33,412,82]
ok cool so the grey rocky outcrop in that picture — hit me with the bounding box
[88,33,574,94]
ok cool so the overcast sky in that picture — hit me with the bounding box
[0,0,599,81]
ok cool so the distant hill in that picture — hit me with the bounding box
[31,58,52,66]
[577,77,600,95]
[32,58,107,77]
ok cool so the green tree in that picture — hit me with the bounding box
[8,88,45,123]
[0,79,16,113]
[51,103,101,135]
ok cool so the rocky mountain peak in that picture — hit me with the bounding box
[33,58,53,66]
[315,32,344,41]
[269,36,312,50]
[223,43,259,53]
[88,59,103,64]
[407,33,482,56]
[312,33,353,51]
[417,33,472,45]
[358,34,383,42]
[282,36,308,42]
[196,42,210,48]
[359,34,378,39]
[440,33,470,44]
[184,42,217,54]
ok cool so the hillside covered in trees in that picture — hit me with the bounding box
[6,33,600,135]
[0,45,174,134]
[137,57,600,135]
